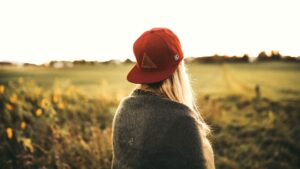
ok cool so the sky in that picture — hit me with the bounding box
[0,0,299,64]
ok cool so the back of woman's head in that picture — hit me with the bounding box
[134,60,211,137]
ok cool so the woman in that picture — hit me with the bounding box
[111,27,215,169]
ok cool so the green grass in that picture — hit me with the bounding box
[186,62,300,100]
[1,62,299,100]
[0,64,136,96]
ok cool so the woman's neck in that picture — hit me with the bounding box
[136,84,165,97]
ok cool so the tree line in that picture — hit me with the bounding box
[1,50,299,67]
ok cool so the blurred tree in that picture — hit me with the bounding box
[270,50,282,61]
[257,51,269,62]
[242,54,250,62]
[123,58,134,64]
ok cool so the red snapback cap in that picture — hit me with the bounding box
[127,27,184,84]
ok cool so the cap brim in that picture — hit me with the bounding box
[127,63,179,84]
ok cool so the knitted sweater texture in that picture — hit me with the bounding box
[111,89,206,169]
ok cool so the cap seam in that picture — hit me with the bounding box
[151,32,173,62]
[134,31,151,68]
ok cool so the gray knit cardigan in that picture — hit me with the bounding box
[111,89,206,169]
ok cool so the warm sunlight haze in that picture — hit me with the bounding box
[1,1,300,169]
[0,0,299,64]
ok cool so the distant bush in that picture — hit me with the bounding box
[255,50,300,62]
[189,55,249,63]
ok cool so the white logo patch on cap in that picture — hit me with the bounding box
[174,54,180,61]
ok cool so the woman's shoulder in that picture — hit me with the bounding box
[118,89,194,118]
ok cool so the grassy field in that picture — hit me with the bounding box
[0,62,299,169]
[1,62,299,99]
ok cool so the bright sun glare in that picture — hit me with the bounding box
[0,0,299,64]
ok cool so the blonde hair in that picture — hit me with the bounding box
[134,60,215,169]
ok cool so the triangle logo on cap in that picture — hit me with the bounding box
[141,53,157,69]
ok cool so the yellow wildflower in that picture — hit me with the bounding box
[58,102,65,110]
[0,85,4,94]
[35,108,43,116]
[21,122,26,129]
[6,128,13,139]
[40,98,49,107]
[20,138,34,153]
[9,94,18,103]
[5,103,13,111]
[53,94,59,103]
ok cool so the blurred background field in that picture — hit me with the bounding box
[1,62,299,99]
[0,61,300,169]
